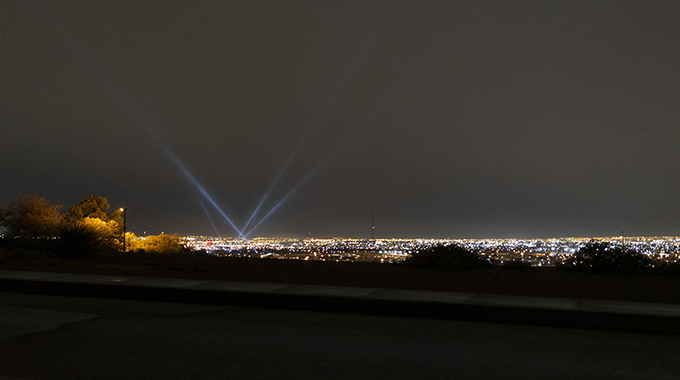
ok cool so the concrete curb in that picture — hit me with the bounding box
[1,270,679,334]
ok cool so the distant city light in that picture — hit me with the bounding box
[181,235,680,266]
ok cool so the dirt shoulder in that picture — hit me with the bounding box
[3,251,680,304]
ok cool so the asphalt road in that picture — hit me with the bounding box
[1,293,679,380]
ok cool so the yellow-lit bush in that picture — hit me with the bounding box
[130,233,186,254]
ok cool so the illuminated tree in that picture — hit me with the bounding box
[0,195,62,238]
[124,231,137,252]
[65,195,123,229]
[61,196,124,253]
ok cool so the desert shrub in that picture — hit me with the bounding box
[652,261,680,276]
[0,246,8,264]
[500,259,532,271]
[0,244,52,263]
[564,242,652,275]
[402,244,491,271]
[57,220,112,258]
[0,237,58,257]
[131,233,187,254]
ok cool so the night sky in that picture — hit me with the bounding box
[2,1,680,239]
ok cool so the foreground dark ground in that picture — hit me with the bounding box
[3,292,679,380]
[3,251,680,304]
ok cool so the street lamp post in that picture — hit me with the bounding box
[120,208,127,252]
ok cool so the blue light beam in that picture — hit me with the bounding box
[34,3,246,238]
[243,152,335,238]
[196,193,220,237]
[240,5,399,235]
[243,41,436,237]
